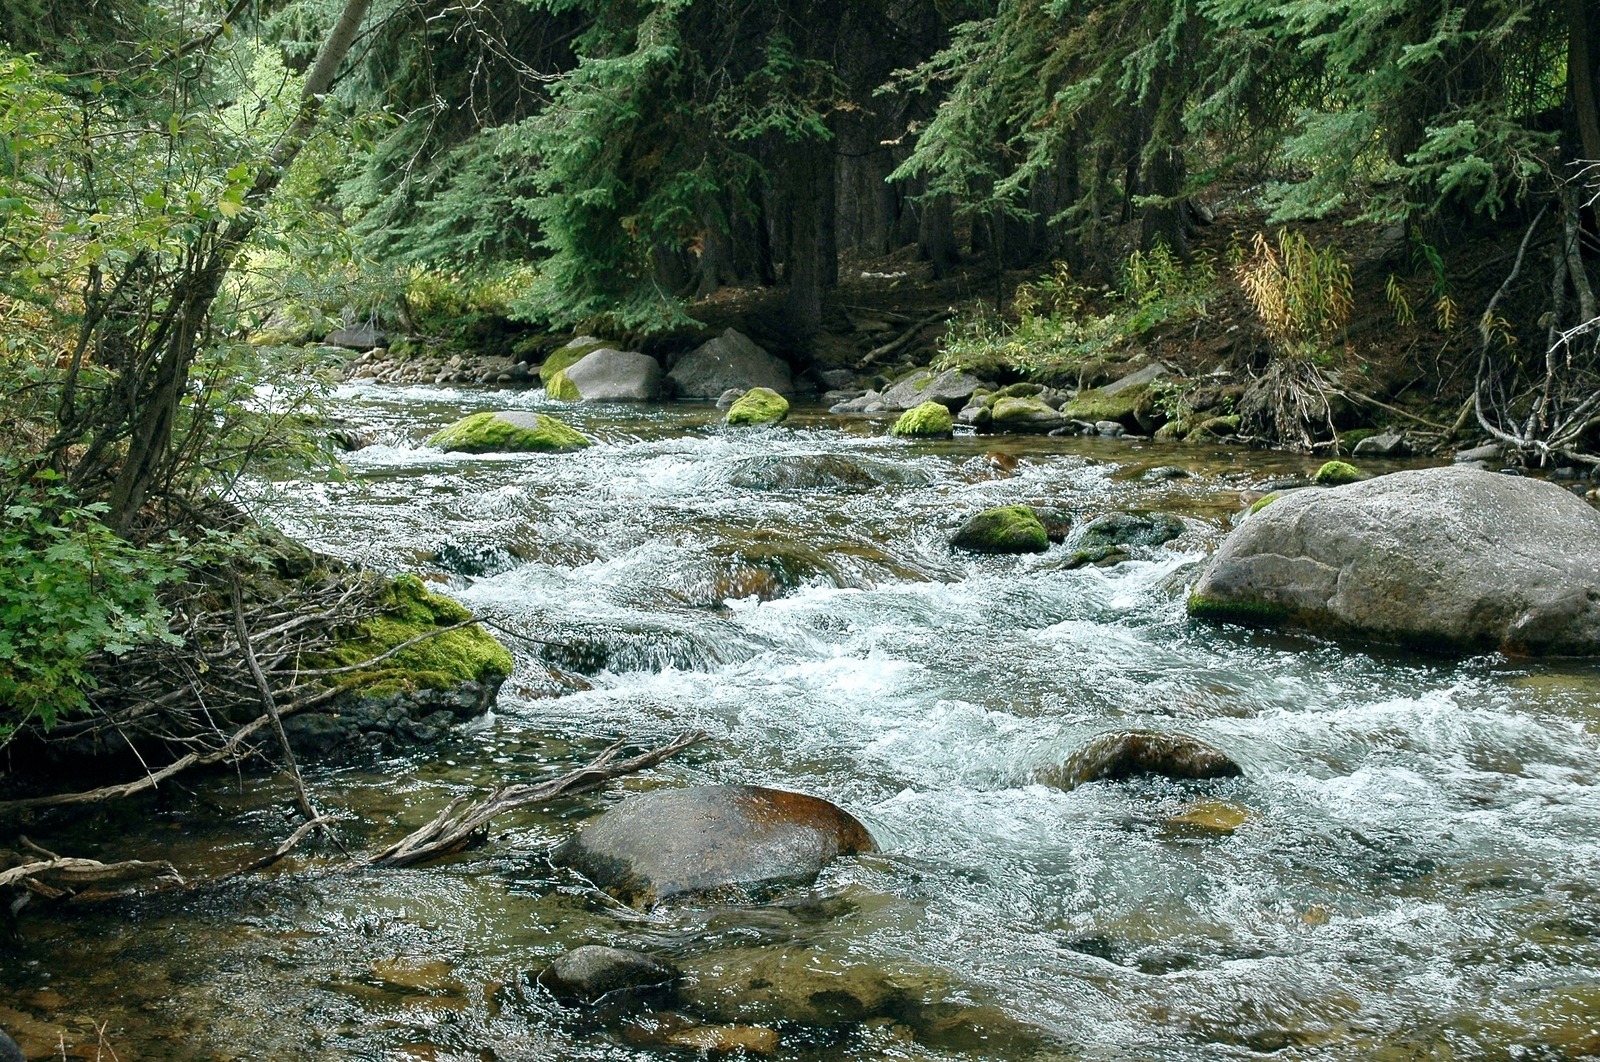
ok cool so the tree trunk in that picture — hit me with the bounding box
[104,0,373,533]
[917,193,959,276]
[785,139,830,340]
[1139,144,1190,258]
[1571,0,1600,230]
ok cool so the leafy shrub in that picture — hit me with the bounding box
[0,474,182,733]
[936,247,1215,379]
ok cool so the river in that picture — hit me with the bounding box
[4,383,1599,1061]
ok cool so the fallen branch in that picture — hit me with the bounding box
[1329,389,1451,431]
[1,837,184,898]
[232,583,324,834]
[0,714,274,815]
[856,310,952,370]
[360,730,706,868]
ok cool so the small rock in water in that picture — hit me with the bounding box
[1040,730,1243,789]
[1167,799,1251,835]
[1060,511,1185,567]
[661,1024,780,1055]
[715,387,747,409]
[538,945,678,1006]
[1141,466,1192,483]
[1352,431,1409,458]
[552,785,876,906]
[983,451,1019,474]
[1094,420,1125,437]
[950,505,1051,554]
[0,1029,21,1062]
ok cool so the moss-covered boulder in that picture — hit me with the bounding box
[540,336,606,387]
[546,369,581,402]
[313,575,513,700]
[1062,385,1144,425]
[951,505,1050,554]
[1185,415,1241,442]
[890,401,954,438]
[725,387,790,426]
[1313,460,1364,485]
[1061,511,1186,568]
[988,397,1065,434]
[427,411,590,453]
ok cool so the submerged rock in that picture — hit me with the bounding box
[553,785,877,906]
[890,401,954,438]
[1062,511,1185,567]
[538,946,678,1006]
[725,387,790,426]
[426,411,590,454]
[670,329,793,398]
[950,505,1050,554]
[1041,730,1243,789]
[726,453,931,492]
[1188,466,1600,655]
[563,348,665,402]
[0,1029,21,1062]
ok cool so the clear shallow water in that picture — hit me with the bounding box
[5,384,1600,1061]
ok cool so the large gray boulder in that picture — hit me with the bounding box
[553,785,877,906]
[564,348,665,402]
[669,329,793,398]
[1189,466,1600,655]
[878,368,990,412]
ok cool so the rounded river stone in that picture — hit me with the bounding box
[553,785,877,906]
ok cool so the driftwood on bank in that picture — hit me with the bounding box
[856,310,952,369]
[1,730,705,910]
[0,837,184,902]
[360,731,707,868]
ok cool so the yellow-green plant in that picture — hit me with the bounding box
[1237,230,1353,354]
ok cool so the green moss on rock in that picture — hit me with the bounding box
[1186,592,1292,627]
[546,368,581,401]
[726,387,790,426]
[540,338,606,385]
[1248,492,1280,515]
[1337,428,1378,454]
[314,575,513,699]
[1185,415,1241,442]
[951,505,1050,554]
[1314,460,1364,485]
[1062,383,1147,424]
[891,401,954,437]
[427,411,590,453]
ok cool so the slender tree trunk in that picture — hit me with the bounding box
[918,193,959,276]
[106,0,372,532]
[785,140,830,340]
[1571,0,1600,230]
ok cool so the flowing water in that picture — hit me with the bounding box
[5,384,1600,1061]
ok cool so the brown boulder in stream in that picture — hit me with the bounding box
[1040,730,1243,789]
[553,785,877,906]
